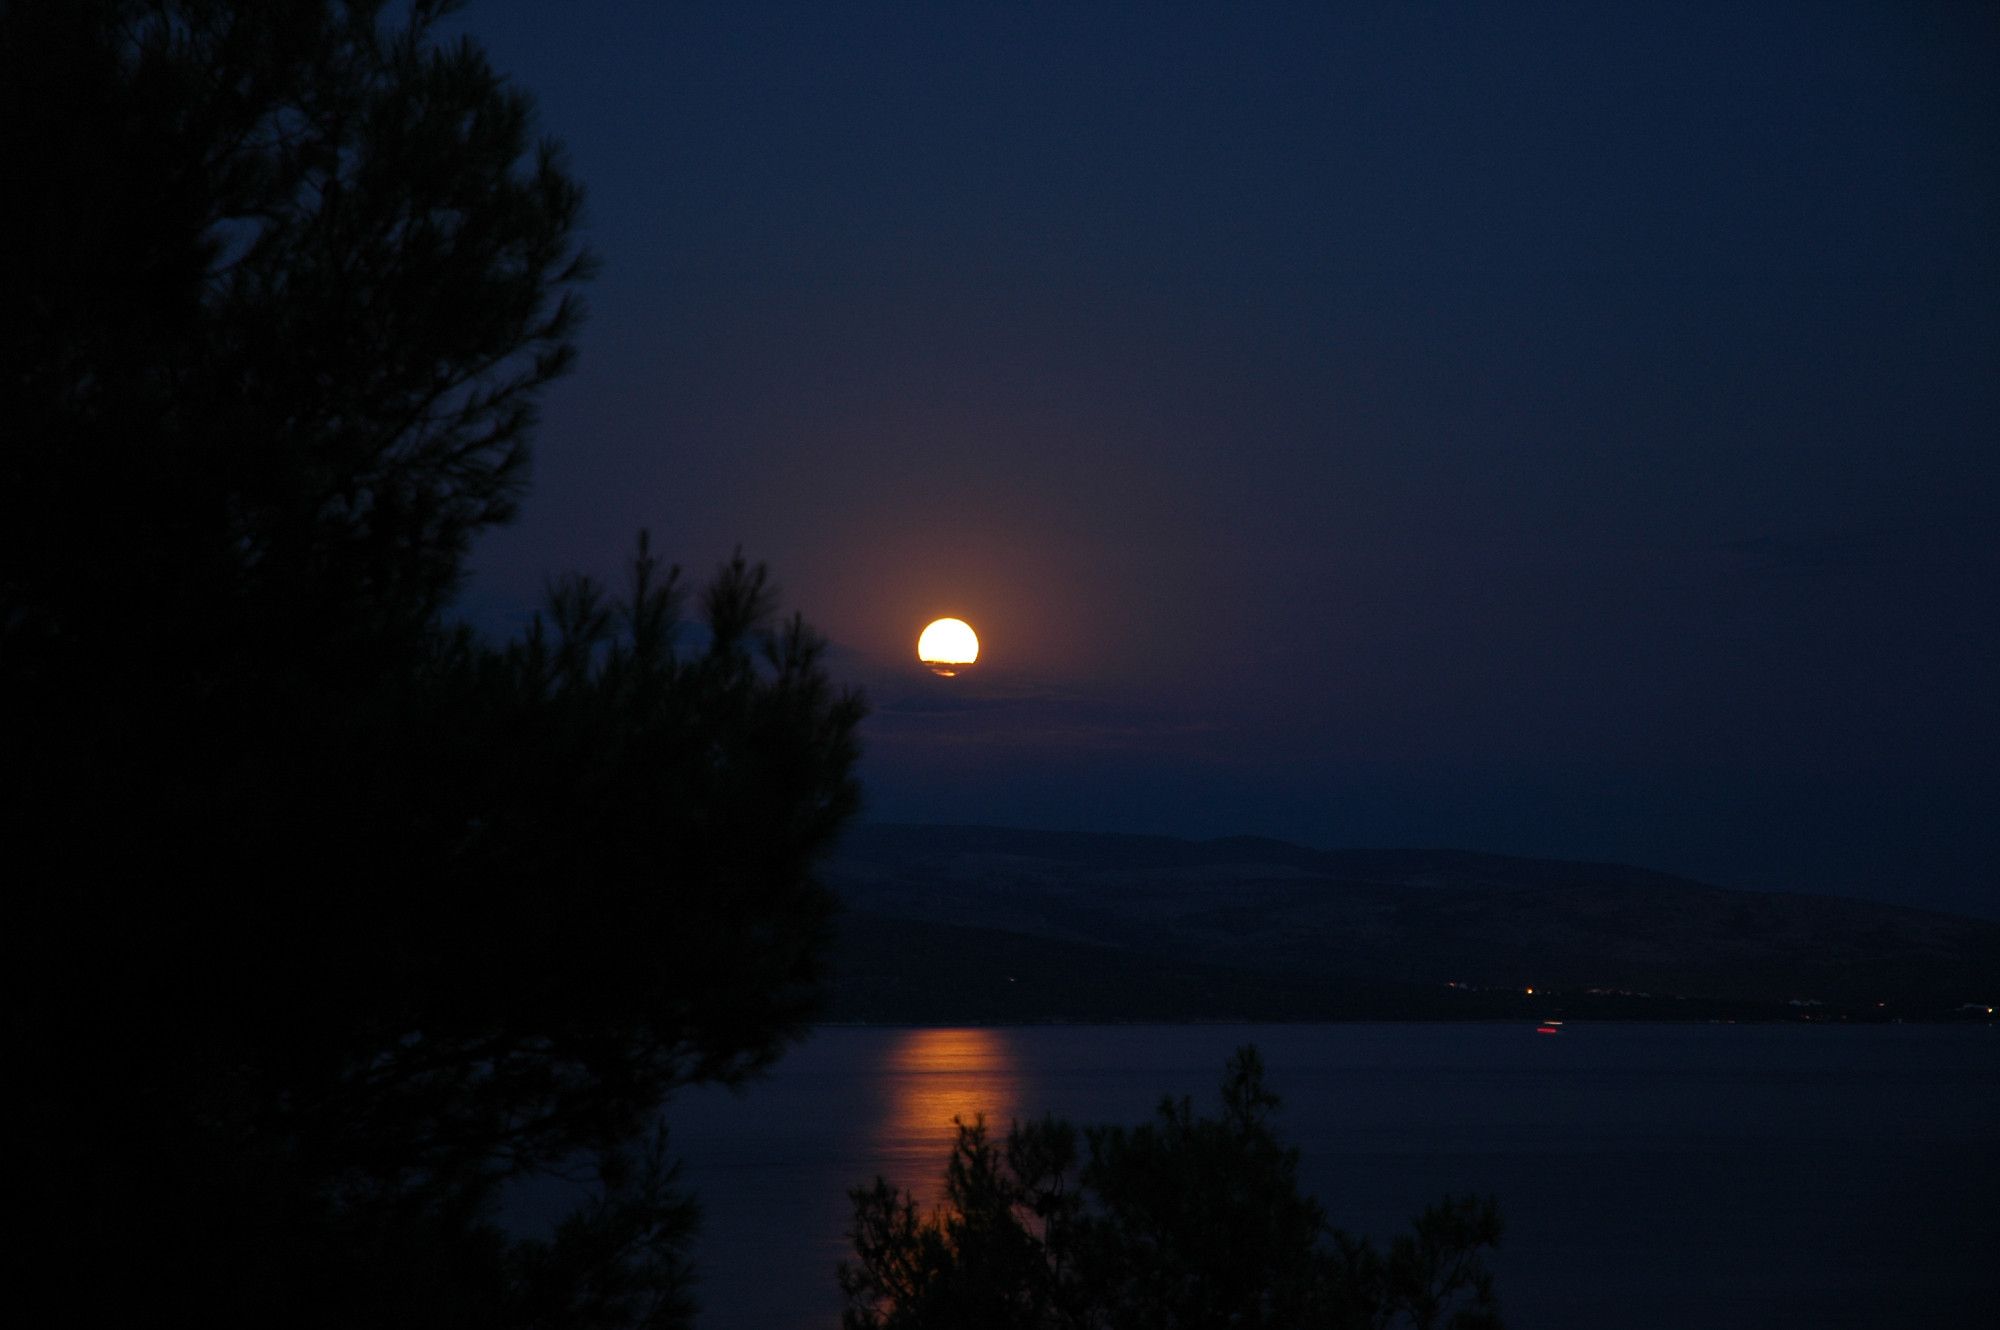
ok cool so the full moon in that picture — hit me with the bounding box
[917,617,979,676]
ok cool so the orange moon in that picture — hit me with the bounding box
[917,618,979,676]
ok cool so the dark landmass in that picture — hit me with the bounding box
[824,824,2000,1023]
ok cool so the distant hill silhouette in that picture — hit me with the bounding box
[825,824,2000,1022]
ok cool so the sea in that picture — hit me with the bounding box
[519,1023,2000,1329]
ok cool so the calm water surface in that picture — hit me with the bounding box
[590,1024,1997,1328]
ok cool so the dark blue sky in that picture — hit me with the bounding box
[450,2,1998,916]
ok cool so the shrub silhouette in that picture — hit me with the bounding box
[841,1048,1503,1330]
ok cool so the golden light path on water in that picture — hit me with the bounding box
[869,1028,1021,1211]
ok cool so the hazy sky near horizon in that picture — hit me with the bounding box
[450,2,1998,916]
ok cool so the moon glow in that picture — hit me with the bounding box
[917,618,979,676]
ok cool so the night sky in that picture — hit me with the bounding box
[448,2,1998,917]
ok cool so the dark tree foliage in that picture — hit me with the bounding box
[841,1049,1503,1330]
[3,3,862,1325]
[5,0,589,685]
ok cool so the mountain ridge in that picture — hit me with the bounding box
[824,823,2000,1020]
